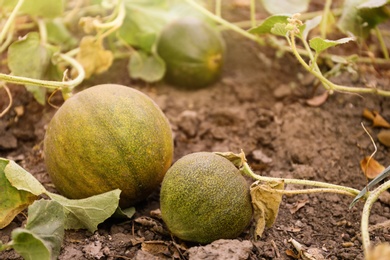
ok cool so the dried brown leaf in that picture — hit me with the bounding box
[368,243,390,260]
[214,150,246,168]
[362,108,375,121]
[377,130,390,147]
[306,91,329,107]
[362,109,390,128]
[250,180,284,239]
[360,156,385,179]
[372,111,390,128]
[289,198,309,214]
[141,241,169,256]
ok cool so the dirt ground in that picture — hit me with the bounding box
[1,4,390,260]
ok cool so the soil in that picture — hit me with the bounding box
[1,4,390,260]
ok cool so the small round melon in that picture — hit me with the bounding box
[44,84,174,208]
[160,152,252,244]
[157,17,225,89]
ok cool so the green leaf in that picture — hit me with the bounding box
[128,51,166,82]
[47,189,121,232]
[248,15,289,35]
[309,37,355,53]
[118,3,170,51]
[12,200,65,260]
[8,32,53,104]
[45,18,78,50]
[270,23,289,37]
[260,0,310,15]
[338,0,390,38]
[4,160,47,196]
[114,207,136,219]
[0,159,38,229]
[12,230,51,260]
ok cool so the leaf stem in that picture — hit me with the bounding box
[288,32,390,96]
[0,0,24,45]
[215,0,221,17]
[0,83,13,118]
[375,26,389,60]
[241,162,361,197]
[184,0,264,44]
[361,180,390,258]
[0,53,85,99]
[250,0,256,28]
[320,0,332,39]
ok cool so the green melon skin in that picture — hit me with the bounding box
[44,84,174,208]
[160,152,252,244]
[157,17,225,89]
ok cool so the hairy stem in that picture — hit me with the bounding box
[184,0,263,44]
[0,0,25,45]
[0,53,85,99]
[361,180,390,258]
[375,26,389,60]
[321,0,332,39]
[288,32,390,96]
[241,162,361,196]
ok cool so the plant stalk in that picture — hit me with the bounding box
[361,180,390,258]
[0,53,85,99]
[241,162,361,197]
[0,0,25,45]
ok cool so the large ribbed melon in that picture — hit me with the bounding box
[44,84,174,208]
[160,152,252,244]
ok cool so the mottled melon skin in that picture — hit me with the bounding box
[157,17,225,89]
[160,152,252,244]
[44,84,174,208]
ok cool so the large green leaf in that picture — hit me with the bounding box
[309,37,355,54]
[338,0,390,38]
[4,159,47,196]
[128,50,166,82]
[8,32,53,104]
[12,200,65,260]
[0,159,37,229]
[118,3,170,52]
[248,15,289,35]
[260,0,310,15]
[47,189,121,232]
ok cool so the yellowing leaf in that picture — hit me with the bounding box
[250,180,284,239]
[360,156,385,179]
[369,242,390,260]
[76,36,113,79]
[0,159,38,229]
[378,130,390,147]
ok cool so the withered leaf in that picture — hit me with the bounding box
[214,150,247,168]
[362,109,390,128]
[377,130,390,147]
[369,243,390,260]
[250,180,284,239]
[76,36,113,79]
[306,91,329,107]
[360,156,385,179]
[288,198,309,214]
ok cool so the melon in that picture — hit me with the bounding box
[157,17,225,89]
[44,84,174,208]
[160,152,252,244]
